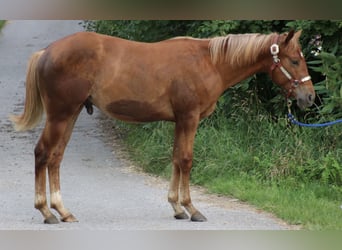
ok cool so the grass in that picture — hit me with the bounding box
[0,20,6,30]
[209,176,342,230]
[113,107,342,230]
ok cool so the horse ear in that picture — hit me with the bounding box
[285,30,295,44]
[294,29,303,40]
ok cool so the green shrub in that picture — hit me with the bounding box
[309,50,342,121]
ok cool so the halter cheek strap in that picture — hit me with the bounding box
[269,35,311,98]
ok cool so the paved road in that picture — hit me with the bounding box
[0,20,291,230]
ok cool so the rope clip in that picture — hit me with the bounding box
[287,99,292,114]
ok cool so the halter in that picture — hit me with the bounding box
[269,35,342,128]
[269,35,311,98]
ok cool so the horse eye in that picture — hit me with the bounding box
[291,59,299,66]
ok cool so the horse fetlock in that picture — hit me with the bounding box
[34,202,44,210]
[34,194,47,209]
[169,199,185,216]
[50,203,59,211]
[36,204,59,224]
[167,191,179,203]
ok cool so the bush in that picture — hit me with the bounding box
[84,20,203,42]
[309,50,342,121]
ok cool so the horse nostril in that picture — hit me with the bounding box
[308,94,313,102]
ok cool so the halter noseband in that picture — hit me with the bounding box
[269,35,311,98]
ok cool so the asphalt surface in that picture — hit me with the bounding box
[0,20,291,230]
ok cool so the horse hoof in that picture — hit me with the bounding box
[44,215,59,224]
[61,213,78,223]
[174,212,189,220]
[191,211,207,222]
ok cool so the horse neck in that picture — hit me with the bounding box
[216,56,270,91]
[210,33,275,91]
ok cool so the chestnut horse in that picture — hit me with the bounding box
[11,30,315,224]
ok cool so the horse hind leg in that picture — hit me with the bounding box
[34,139,59,224]
[48,142,78,223]
[34,107,82,223]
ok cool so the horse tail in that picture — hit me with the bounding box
[10,50,45,131]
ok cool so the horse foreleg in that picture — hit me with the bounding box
[168,158,189,219]
[169,116,207,222]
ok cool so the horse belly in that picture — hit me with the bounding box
[105,99,174,123]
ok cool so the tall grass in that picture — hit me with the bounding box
[116,102,342,229]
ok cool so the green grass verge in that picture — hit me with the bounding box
[209,176,342,230]
[115,111,342,230]
[0,20,6,30]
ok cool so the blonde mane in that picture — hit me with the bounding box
[209,33,276,66]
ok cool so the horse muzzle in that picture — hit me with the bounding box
[296,91,315,110]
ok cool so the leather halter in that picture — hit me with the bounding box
[269,35,311,98]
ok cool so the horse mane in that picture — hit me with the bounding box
[209,33,277,67]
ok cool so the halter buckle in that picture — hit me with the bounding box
[270,44,279,56]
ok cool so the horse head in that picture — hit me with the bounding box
[270,30,315,110]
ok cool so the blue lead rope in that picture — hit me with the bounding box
[287,113,342,127]
[286,99,342,127]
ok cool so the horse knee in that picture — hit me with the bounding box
[180,153,193,171]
